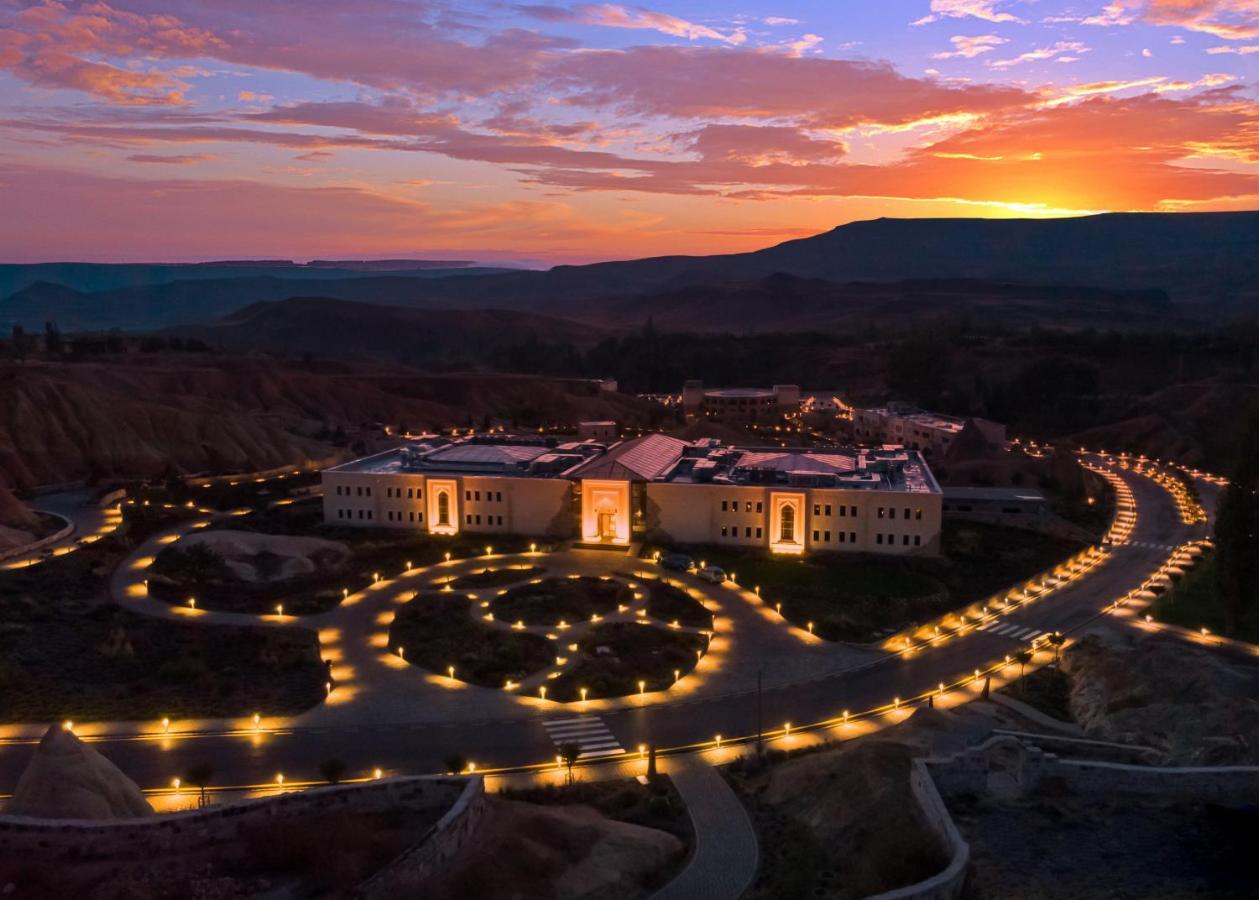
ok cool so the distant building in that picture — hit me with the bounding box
[681,380,802,421]
[323,433,942,556]
[852,403,1005,458]
[578,421,618,442]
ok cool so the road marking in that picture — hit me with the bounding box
[541,716,624,760]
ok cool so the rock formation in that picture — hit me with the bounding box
[7,724,154,820]
[1062,632,1259,764]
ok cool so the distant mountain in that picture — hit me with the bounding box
[550,274,1186,333]
[4,212,1254,334]
[165,297,602,366]
[0,261,513,298]
[1,272,511,332]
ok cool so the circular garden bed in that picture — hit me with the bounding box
[547,622,708,702]
[388,592,553,688]
[446,565,545,589]
[644,580,714,630]
[490,576,632,627]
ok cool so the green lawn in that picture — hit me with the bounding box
[490,576,631,627]
[645,522,1082,642]
[389,592,553,687]
[1152,553,1259,643]
[548,622,707,702]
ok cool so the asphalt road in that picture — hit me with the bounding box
[0,462,1201,793]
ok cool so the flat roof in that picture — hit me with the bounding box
[705,388,774,399]
[943,487,1047,502]
[328,434,940,494]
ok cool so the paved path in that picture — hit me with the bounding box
[653,756,758,900]
[1,488,122,570]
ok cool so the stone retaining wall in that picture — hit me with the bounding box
[0,776,465,862]
[354,775,488,897]
[0,513,73,562]
[866,760,970,900]
[928,734,1259,803]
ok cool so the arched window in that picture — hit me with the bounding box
[780,504,796,543]
[437,491,450,526]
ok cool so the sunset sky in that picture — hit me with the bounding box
[1,0,1256,265]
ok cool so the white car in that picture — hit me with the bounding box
[697,565,726,584]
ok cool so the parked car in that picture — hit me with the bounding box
[660,553,694,572]
[697,565,726,584]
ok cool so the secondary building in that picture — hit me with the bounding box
[852,403,1005,458]
[681,380,801,421]
[322,433,943,556]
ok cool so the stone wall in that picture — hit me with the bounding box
[928,734,1259,803]
[0,776,465,862]
[0,512,73,562]
[355,775,488,897]
[867,759,970,900]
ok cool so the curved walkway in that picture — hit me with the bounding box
[652,756,758,900]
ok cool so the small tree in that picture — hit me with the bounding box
[186,762,214,809]
[443,752,468,775]
[559,741,582,785]
[1047,632,1066,663]
[319,758,348,785]
[1015,649,1034,692]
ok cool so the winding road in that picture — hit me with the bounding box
[0,456,1216,797]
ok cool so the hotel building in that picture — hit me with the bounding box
[323,433,942,556]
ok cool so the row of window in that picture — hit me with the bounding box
[385,510,423,522]
[812,503,863,517]
[466,514,505,526]
[335,508,373,520]
[384,486,421,499]
[721,499,764,514]
[877,506,924,520]
[466,490,504,503]
[812,530,857,543]
[876,533,922,547]
[334,485,373,497]
[720,526,764,539]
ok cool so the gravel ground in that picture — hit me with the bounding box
[952,792,1259,899]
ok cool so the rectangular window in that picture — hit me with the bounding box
[813,529,820,542]
[465,491,471,501]
[756,502,763,513]
[408,512,414,522]
[852,506,858,516]
[367,510,373,519]
[466,514,472,524]
[825,530,831,542]
[878,506,885,519]
[825,505,832,516]
[877,533,883,545]
[850,532,856,542]
[756,527,763,538]
[745,527,752,538]
[914,535,921,546]
[915,508,923,521]
[903,535,910,546]
[418,513,423,523]
[721,500,728,512]
[721,526,728,537]
[475,515,482,525]
[904,508,910,520]
[356,486,363,497]
[497,515,503,526]
[475,490,481,502]
[366,487,372,497]
[497,491,503,502]
[838,531,846,543]
[813,504,820,516]
[745,501,752,513]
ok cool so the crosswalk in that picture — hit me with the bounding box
[541,716,625,760]
[974,621,1045,642]
[1122,540,1177,550]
